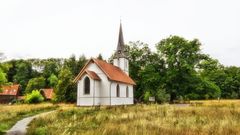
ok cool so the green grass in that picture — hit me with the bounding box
[0,103,58,134]
[27,100,240,135]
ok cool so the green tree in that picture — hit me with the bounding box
[25,77,46,93]
[13,60,33,93]
[97,53,104,60]
[156,36,204,101]
[0,69,7,92]
[126,41,153,100]
[55,67,73,102]
[43,60,60,79]
[48,74,58,88]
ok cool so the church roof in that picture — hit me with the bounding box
[85,70,101,80]
[73,58,136,85]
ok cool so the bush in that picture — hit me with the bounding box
[155,88,170,103]
[25,90,44,104]
[143,91,151,103]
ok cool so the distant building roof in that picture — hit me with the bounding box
[41,88,54,100]
[0,84,20,96]
[74,58,136,85]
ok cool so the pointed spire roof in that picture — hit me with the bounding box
[117,23,125,51]
[114,22,128,58]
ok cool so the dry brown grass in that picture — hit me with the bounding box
[27,100,240,135]
[0,103,58,134]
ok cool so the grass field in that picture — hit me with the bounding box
[0,103,58,135]
[26,100,240,135]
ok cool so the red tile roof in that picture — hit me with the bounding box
[41,89,54,99]
[74,58,136,85]
[85,70,101,80]
[0,84,20,96]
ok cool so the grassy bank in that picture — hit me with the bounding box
[0,103,58,134]
[27,100,240,135]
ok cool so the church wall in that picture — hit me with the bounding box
[77,74,94,106]
[77,63,111,106]
[110,82,134,105]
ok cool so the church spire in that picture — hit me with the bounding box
[113,22,129,75]
[114,22,127,58]
[117,22,125,51]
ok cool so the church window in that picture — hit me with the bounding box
[116,84,120,97]
[84,77,90,95]
[126,86,129,97]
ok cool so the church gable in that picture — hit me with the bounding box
[74,58,135,85]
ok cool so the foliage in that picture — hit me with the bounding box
[25,90,44,104]
[1,35,240,103]
[48,74,58,88]
[156,36,204,101]
[13,61,33,93]
[0,69,7,87]
[55,67,73,102]
[143,91,151,102]
[25,77,46,94]
[155,87,170,103]
[97,53,104,60]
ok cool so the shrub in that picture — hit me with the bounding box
[155,88,170,103]
[143,91,151,103]
[25,90,44,104]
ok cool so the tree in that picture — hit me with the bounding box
[13,60,33,93]
[126,41,154,100]
[97,54,104,60]
[0,69,7,92]
[48,74,58,88]
[43,60,60,79]
[156,36,204,101]
[25,77,46,93]
[55,66,73,102]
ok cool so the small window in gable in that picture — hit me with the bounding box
[126,86,129,97]
[84,77,90,95]
[116,84,120,97]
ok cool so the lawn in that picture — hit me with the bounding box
[27,100,240,135]
[0,103,58,135]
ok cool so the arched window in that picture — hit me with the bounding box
[84,77,90,94]
[116,84,120,97]
[126,86,129,97]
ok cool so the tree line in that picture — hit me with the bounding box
[1,35,240,103]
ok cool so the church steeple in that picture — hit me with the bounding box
[114,22,127,59]
[117,23,124,52]
[113,22,129,75]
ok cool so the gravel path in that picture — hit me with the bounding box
[6,111,55,135]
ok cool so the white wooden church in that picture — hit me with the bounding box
[74,24,136,106]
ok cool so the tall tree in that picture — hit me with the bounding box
[48,74,58,88]
[0,69,7,92]
[156,36,204,101]
[55,66,73,102]
[13,60,33,94]
[97,53,104,60]
[25,76,46,93]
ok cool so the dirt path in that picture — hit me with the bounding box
[6,111,55,135]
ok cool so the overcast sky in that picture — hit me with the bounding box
[0,0,239,66]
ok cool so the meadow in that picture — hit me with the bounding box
[27,100,240,135]
[0,103,58,134]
